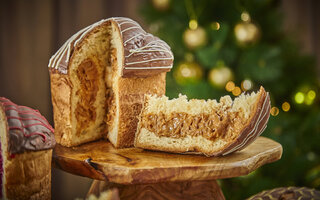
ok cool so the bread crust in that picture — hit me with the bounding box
[114,72,166,148]
[4,149,52,200]
[49,73,73,146]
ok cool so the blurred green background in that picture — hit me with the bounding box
[139,0,320,199]
[0,0,319,199]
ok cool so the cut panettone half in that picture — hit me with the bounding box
[48,17,173,147]
[134,86,271,156]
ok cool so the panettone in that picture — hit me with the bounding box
[48,17,173,148]
[0,97,55,200]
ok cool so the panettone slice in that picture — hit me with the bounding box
[135,87,271,156]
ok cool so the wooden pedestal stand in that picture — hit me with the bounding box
[53,137,282,200]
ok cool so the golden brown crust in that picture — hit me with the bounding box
[5,149,52,200]
[114,72,166,148]
[49,73,73,146]
[0,103,9,152]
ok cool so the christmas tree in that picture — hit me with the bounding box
[139,0,320,199]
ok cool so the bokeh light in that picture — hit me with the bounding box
[183,27,207,49]
[241,11,251,22]
[234,22,260,45]
[294,92,305,104]
[208,66,233,88]
[241,79,253,91]
[189,19,198,30]
[305,90,316,105]
[232,86,241,96]
[307,90,316,100]
[225,81,235,92]
[282,102,290,112]
[270,107,279,116]
[152,0,170,11]
[211,22,220,30]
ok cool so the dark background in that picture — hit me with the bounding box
[0,0,319,199]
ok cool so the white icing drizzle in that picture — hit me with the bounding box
[124,66,173,69]
[118,20,142,28]
[48,17,173,72]
[126,58,173,65]
[222,93,270,156]
[125,40,173,58]
[124,33,144,45]
[112,17,173,70]
[121,26,142,33]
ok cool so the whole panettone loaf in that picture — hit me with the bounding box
[247,186,320,200]
[135,87,270,156]
[0,97,55,200]
[48,17,173,147]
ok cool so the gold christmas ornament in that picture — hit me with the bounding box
[183,26,207,49]
[174,61,203,85]
[234,21,260,46]
[152,0,170,11]
[208,63,233,88]
[241,11,251,22]
[184,52,195,62]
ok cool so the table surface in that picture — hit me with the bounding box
[53,136,282,184]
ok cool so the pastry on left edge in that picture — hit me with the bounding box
[0,97,55,200]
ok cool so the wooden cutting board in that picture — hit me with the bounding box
[53,136,282,184]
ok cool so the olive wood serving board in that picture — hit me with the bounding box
[53,136,282,184]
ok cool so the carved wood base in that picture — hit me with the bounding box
[87,180,225,200]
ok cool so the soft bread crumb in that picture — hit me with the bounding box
[144,90,259,119]
[231,91,259,119]
[67,23,112,146]
[136,128,228,155]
